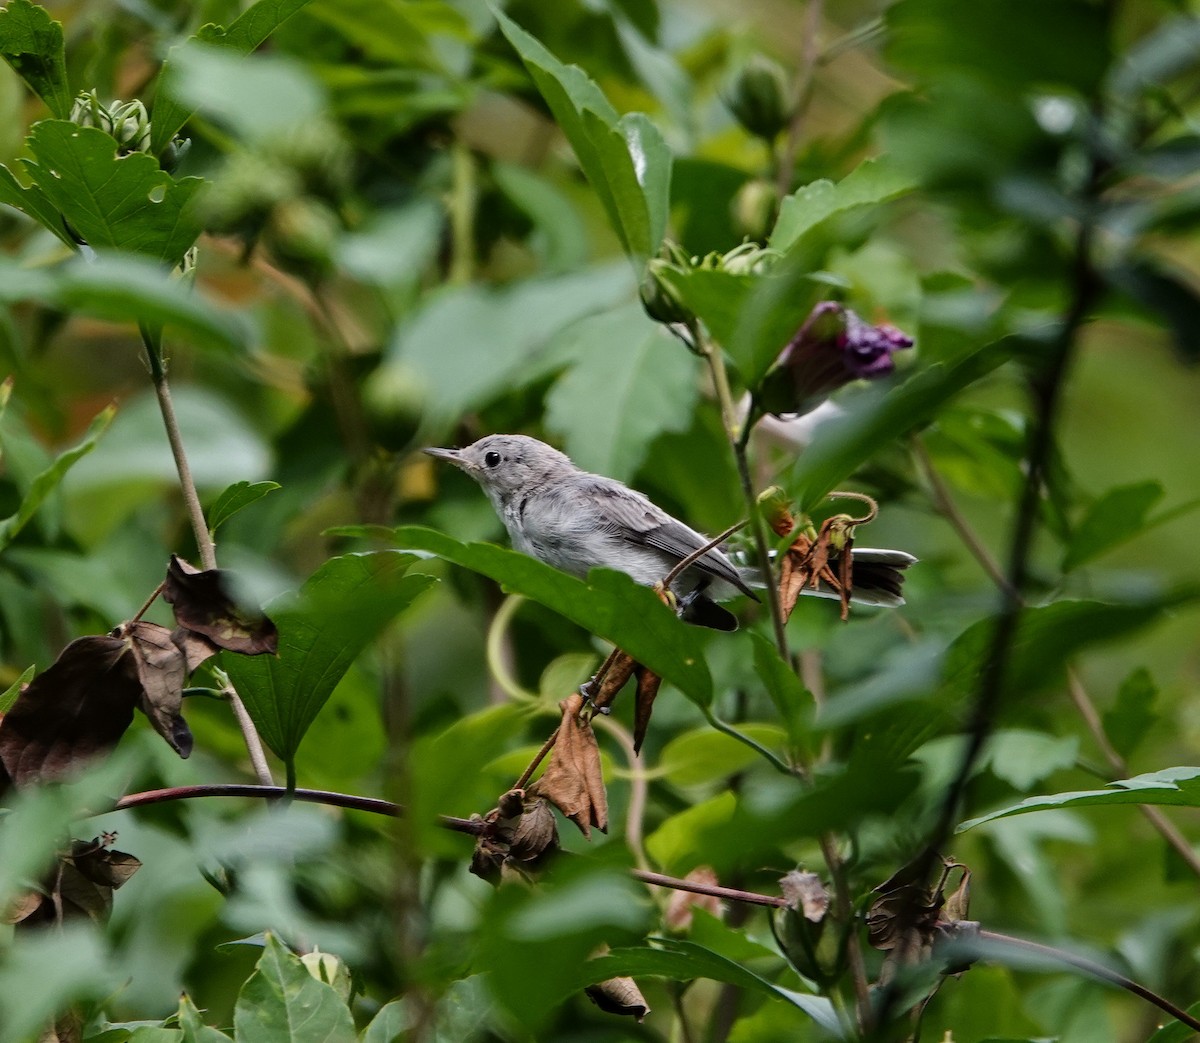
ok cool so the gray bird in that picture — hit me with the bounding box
[424,434,914,631]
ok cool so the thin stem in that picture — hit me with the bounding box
[631,868,784,908]
[141,326,216,571]
[917,435,1200,879]
[486,595,537,703]
[447,139,478,285]
[703,708,792,775]
[773,0,824,202]
[512,729,559,792]
[141,326,274,786]
[227,686,275,787]
[1066,669,1200,877]
[595,716,651,871]
[911,436,1014,597]
[977,930,1200,1033]
[820,833,870,1029]
[130,582,165,624]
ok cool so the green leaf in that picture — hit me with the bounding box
[0,0,71,117]
[1147,999,1200,1043]
[1063,481,1164,571]
[58,254,245,350]
[750,632,811,759]
[0,403,114,552]
[233,933,355,1043]
[769,157,916,255]
[659,724,786,787]
[655,266,755,354]
[580,939,844,1037]
[1102,667,1158,761]
[959,766,1200,831]
[178,994,233,1043]
[383,263,632,430]
[492,6,671,260]
[222,552,436,761]
[986,729,1079,790]
[0,665,33,713]
[0,162,74,245]
[150,0,317,152]
[544,303,697,482]
[360,1000,409,1043]
[788,340,1014,510]
[20,122,202,265]
[207,481,281,535]
[940,599,1183,707]
[352,525,714,706]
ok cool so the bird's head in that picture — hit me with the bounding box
[423,434,574,504]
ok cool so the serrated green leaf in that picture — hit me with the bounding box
[770,156,916,255]
[348,525,714,706]
[492,6,670,260]
[0,404,113,552]
[544,303,697,482]
[1103,667,1158,761]
[20,122,202,265]
[580,939,843,1036]
[222,552,436,761]
[150,0,317,152]
[233,933,355,1043]
[0,164,74,244]
[787,339,1014,509]
[0,0,71,117]
[959,766,1200,831]
[178,994,233,1043]
[207,480,281,535]
[0,665,33,714]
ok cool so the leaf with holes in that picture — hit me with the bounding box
[20,122,203,265]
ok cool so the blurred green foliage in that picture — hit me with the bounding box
[1,0,1200,1041]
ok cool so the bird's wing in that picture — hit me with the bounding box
[578,477,756,597]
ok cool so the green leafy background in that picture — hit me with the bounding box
[1,0,1199,1040]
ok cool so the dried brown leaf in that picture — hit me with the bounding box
[115,621,193,757]
[3,888,47,925]
[172,627,220,673]
[663,866,723,932]
[70,837,141,889]
[585,977,650,1021]
[779,870,830,924]
[632,667,662,755]
[37,1011,82,1043]
[590,651,636,714]
[163,555,278,655]
[529,694,607,837]
[0,635,141,790]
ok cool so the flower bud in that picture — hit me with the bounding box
[732,177,778,242]
[640,257,693,326]
[300,948,352,1001]
[70,91,151,155]
[725,56,792,141]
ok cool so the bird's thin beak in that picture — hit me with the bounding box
[423,446,467,469]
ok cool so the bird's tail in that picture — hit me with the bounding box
[736,547,918,608]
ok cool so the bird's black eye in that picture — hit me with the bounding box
[484,451,501,468]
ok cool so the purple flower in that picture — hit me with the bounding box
[761,302,913,416]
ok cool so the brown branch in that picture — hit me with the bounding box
[631,869,784,908]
